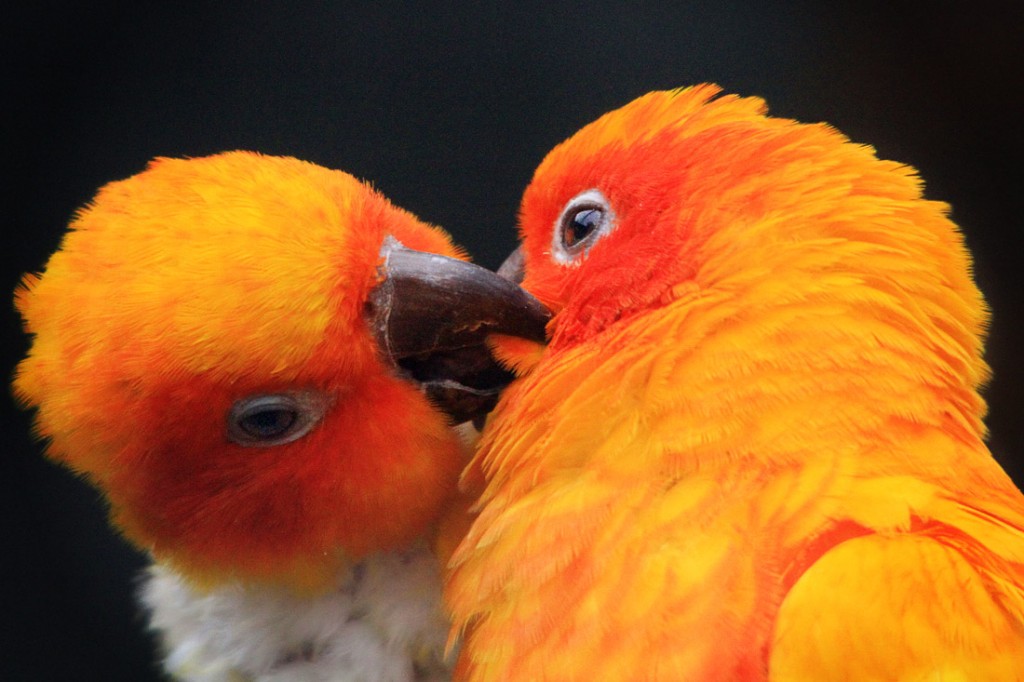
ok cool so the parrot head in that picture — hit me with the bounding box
[14,151,547,592]
[500,84,988,438]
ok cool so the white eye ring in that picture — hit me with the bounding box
[227,390,331,447]
[551,188,615,265]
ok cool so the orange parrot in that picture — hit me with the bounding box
[13,151,547,681]
[447,85,1024,680]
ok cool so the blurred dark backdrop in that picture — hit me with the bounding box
[3,3,1022,680]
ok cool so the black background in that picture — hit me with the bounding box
[3,3,1022,680]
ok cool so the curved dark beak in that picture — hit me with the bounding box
[496,245,526,285]
[367,237,550,424]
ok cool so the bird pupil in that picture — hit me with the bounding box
[566,207,602,247]
[241,409,296,438]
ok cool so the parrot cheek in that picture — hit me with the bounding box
[103,375,464,589]
[308,376,466,554]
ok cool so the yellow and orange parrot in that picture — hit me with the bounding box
[13,151,547,681]
[447,85,1024,680]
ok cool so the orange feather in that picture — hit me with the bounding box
[14,151,467,592]
[447,86,1024,679]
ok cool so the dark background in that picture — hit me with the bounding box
[3,3,1022,680]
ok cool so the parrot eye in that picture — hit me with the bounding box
[564,208,603,247]
[227,391,330,447]
[553,189,614,263]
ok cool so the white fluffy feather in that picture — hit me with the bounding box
[140,544,452,682]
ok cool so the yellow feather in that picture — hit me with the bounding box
[448,86,1024,680]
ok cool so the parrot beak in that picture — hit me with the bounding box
[496,245,526,285]
[367,237,550,424]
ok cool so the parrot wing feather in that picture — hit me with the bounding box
[771,517,1024,681]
